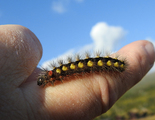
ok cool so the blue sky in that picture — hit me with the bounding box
[0,0,155,71]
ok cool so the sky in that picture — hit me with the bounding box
[0,0,155,72]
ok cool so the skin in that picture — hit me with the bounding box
[0,25,155,120]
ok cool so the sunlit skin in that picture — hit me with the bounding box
[0,25,154,120]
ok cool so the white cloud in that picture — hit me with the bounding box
[51,0,84,13]
[76,44,94,54]
[52,0,69,13]
[42,22,126,68]
[90,22,126,52]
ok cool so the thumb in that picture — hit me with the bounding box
[0,25,42,89]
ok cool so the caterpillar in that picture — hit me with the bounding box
[37,53,127,87]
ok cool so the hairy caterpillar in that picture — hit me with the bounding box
[37,53,127,87]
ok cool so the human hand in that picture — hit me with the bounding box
[0,25,154,120]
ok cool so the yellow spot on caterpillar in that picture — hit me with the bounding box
[87,60,93,67]
[105,56,109,58]
[97,60,103,66]
[107,60,112,66]
[96,55,100,58]
[62,66,68,71]
[114,62,119,67]
[70,63,76,69]
[78,62,84,68]
[56,68,61,74]
[120,64,124,68]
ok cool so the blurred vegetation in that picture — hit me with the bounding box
[94,72,155,120]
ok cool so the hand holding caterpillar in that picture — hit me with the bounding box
[1,25,155,120]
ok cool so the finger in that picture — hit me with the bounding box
[0,25,42,88]
[108,40,155,107]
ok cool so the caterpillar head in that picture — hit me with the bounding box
[37,76,46,86]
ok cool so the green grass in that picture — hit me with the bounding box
[94,72,155,120]
[137,115,155,120]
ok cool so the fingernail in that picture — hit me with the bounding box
[145,42,155,68]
